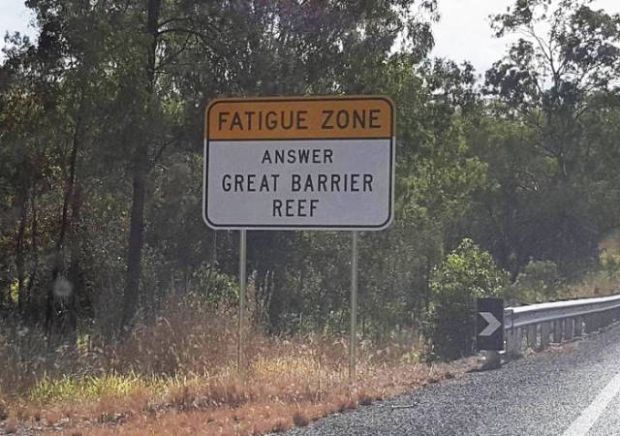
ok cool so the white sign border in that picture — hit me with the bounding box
[202,96,395,231]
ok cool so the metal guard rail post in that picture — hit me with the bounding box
[503,294,620,357]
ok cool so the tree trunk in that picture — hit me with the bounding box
[69,185,84,314]
[57,110,82,252]
[47,102,83,341]
[120,0,161,334]
[26,184,39,323]
[15,186,28,315]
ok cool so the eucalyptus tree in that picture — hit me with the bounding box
[154,0,442,332]
[481,0,620,273]
[1,1,119,338]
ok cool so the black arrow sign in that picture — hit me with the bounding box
[477,297,504,351]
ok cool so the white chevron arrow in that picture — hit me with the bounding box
[479,312,501,336]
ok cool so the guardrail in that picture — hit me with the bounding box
[503,294,620,356]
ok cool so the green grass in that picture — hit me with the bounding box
[28,373,166,404]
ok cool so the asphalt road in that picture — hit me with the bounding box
[288,323,620,436]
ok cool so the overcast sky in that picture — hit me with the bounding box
[1,0,620,73]
[0,0,35,40]
[432,0,620,75]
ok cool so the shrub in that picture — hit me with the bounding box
[425,239,508,360]
[600,251,620,279]
[510,260,561,303]
[0,397,7,421]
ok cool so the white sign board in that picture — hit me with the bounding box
[203,96,395,230]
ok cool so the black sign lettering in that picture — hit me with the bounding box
[350,173,359,192]
[272,199,320,217]
[369,109,381,128]
[222,174,232,191]
[261,148,336,165]
[317,174,328,191]
[222,174,279,192]
[321,110,334,129]
[247,174,256,192]
[291,174,301,192]
[273,199,282,217]
[234,174,244,191]
[363,174,373,192]
[324,149,333,163]
[230,112,243,130]
[266,111,277,129]
[218,112,230,130]
[261,150,272,164]
[244,111,254,130]
[297,111,309,129]
[336,110,349,129]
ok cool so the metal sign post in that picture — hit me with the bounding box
[349,231,359,383]
[202,96,395,379]
[238,229,247,372]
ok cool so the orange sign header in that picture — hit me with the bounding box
[205,96,393,140]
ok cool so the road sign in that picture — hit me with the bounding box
[477,297,504,351]
[203,96,395,230]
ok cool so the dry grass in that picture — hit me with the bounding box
[0,295,474,435]
[57,361,465,436]
[4,417,18,434]
[562,270,620,299]
[5,356,469,435]
[0,398,8,421]
[2,237,617,434]
[63,345,465,435]
[567,232,620,299]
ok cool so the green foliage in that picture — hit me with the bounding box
[1,0,620,365]
[601,252,620,279]
[185,265,238,308]
[478,0,620,276]
[510,260,562,303]
[426,239,508,360]
[29,373,161,404]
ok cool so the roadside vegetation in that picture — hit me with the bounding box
[1,239,619,434]
[0,293,470,435]
[2,0,620,434]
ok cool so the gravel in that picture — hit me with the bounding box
[287,323,620,436]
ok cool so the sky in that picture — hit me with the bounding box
[0,0,35,39]
[1,0,620,73]
[432,0,620,75]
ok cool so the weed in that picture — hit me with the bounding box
[292,410,309,427]
[0,295,474,435]
[271,417,292,432]
[4,417,17,434]
[358,390,373,406]
[0,400,7,421]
